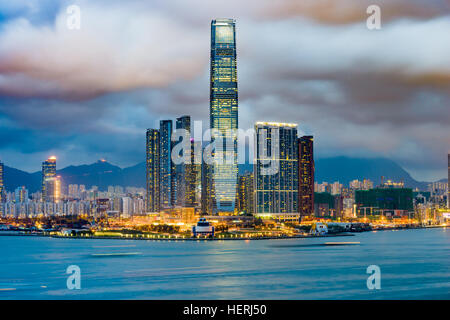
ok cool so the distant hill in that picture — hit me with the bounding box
[4,165,41,192]
[2,157,445,192]
[3,160,139,193]
[314,156,431,189]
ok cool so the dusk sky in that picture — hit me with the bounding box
[0,0,449,181]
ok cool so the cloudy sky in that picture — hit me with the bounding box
[0,0,449,181]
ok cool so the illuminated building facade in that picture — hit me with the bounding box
[175,115,197,207]
[42,156,57,202]
[298,136,314,216]
[355,188,413,216]
[159,120,175,208]
[201,151,215,214]
[255,122,298,213]
[210,18,238,213]
[146,129,160,212]
[15,186,29,203]
[237,171,254,214]
[448,153,450,208]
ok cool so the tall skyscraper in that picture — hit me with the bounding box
[298,136,314,216]
[254,122,298,213]
[42,156,57,202]
[159,120,175,208]
[146,129,160,212]
[175,116,197,207]
[210,18,238,214]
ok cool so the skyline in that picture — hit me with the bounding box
[0,1,449,180]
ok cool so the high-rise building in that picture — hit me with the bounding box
[15,186,29,203]
[68,184,79,199]
[159,120,175,208]
[298,136,314,216]
[175,116,197,207]
[201,149,216,215]
[42,156,57,202]
[255,122,298,213]
[146,129,160,212]
[209,18,238,214]
[237,172,254,214]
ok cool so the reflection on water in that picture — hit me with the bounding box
[0,228,449,299]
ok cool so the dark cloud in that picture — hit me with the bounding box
[0,0,449,180]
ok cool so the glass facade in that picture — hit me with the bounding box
[298,136,314,216]
[159,120,175,208]
[237,171,255,214]
[175,116,197,207]
[210,18,238,213]
[41,157,56,202]
[255,122,298,213]
[146,129,160,212]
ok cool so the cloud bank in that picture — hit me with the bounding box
[0,0,449,181]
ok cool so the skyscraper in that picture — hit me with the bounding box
[175,116,197,207]
[298,136,314,216]
[42,156,57,202]
[237,171,254,214]
[159,120,175,208]
[201,150,216,215]
[210,18,238,213]
[255,122,299,213]
[146,129,160,212]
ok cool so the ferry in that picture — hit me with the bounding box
[310,222,328,236]
[192,218,214,237]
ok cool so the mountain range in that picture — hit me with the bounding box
[2,157,446,193]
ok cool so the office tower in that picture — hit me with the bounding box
[210,18,238,214]
[448,153,450,208]
[237,171,254,214]
[175,116,197,207]
[201,150,215,215]
[298,136,314,216]
[146,129,160,212]
[43,175,60,203]
[41,156,57,202]
[159,120,175,208]
[15,186,29,203]
[255,122,298,213]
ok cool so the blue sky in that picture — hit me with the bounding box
[0,0,449,181]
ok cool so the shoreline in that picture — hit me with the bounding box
[0,231,356,241]
[0,225,446,241]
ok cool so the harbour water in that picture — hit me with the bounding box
[0,228,449,299]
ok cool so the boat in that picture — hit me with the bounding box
[323,242,360,246]
[192,218,214,237]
